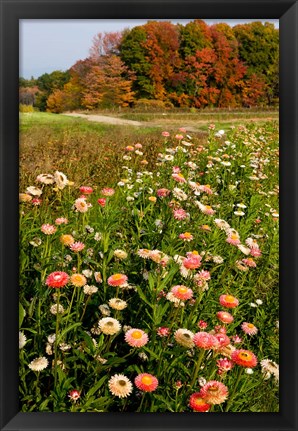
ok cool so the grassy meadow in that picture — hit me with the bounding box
[19,111,279,412]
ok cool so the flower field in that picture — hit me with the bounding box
[19,121,279,412]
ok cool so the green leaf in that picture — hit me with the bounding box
[57,322,82,344]
[136,285,153,309]
[85,375,108,399]
[19,303,26,328]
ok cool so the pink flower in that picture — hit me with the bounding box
[226,234,241,246]
[193,332,219,349]
[74,198,91,213]
[101,188,115,196]
[32,198,42,206]
[79,186,93,195]
[107,274,128,287]
[172,166,181,174]
[170,285,193,301]
[68,389,81,402]
[162,131,170,137]
[55,217,68,225]
[157,188,170,198]
[182,253,202,270]
[157,327,170,337]
[214,325,227,334]
[175,134,184,140]
[216,358,234,373]
[214,333,230,348]
[199,381,229,405]
[125,329,149,348]
[219,294,239,308]
[216,311,234,324]
[178,127,186,133]
[135,143,143,149]
[250,248,262,257]
[179,232,193,241]
[231,334,243,344]
[173,209,189,220]
[135,373,158,392]
[195,270,211,281]
[189,393,211,412]
[125,145,134,151]
[97,198,106,207]
[41,224,57,235]
[242,258,257,267]
[69,242,85,252]
[172,173,186,183]
[46,271,69,288]
[198,320,208,329]
[241,322,258,336]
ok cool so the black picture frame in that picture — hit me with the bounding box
[0,0,297,430]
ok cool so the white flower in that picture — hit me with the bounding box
[26,186,43,196]
[255,299,263,305]
[28,357,49,371]
[245,368,254,375]
[82,269,93,278]
[19,332,27,349]
[54,171,69,189]
[83,285,98,295]
[234,211,245,216]
[250,302,257,308]
[47,334,56,344]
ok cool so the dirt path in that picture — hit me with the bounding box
[63,112,277,132]
[63,112,143,126]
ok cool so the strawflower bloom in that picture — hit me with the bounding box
[199,380,229,405]
[54,171,69,189]
[157,327,170,337]
[19,332,27,349]
[157,188,170,197]
[173,208,189,220]
[198,320,208,329]
[19,193,32,203]
[183,252,202,270]
[41,224,57,235]
[70,273,87,287]
[135,373,158,392]
[50,304,65,315]
[108,374,133,398]
[193,332,219,349]
[69,242,85,252]
[74,198,91,213]
[125,328,149,347]
[219,294,239,308]
[162,131,170,137]
[97,198,106,207]
[174,329,195,348]
[60,234,75,246]
[108,298,127,311]
[83,285,98,295]
[101,188,115,196]
[28,357,49,372]
[241,322,258,336]
[189,393,211,412]
[260,359,279,381]
[113,249,128,260]
[107,273,128,287]
[179,232,193,241]
[171,285,193,301]
[216,357,234,373]
[243,255,257,268]
[79,186,93,194]
[55,217,68,225]
[46,271,69,288]
[98,317,121,335]
[226,233,241,246]
[68,390,81,402]
[232,349,258,368]
[214,333,230,348]
[216,311,234,324]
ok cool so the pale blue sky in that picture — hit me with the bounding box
[19,19,279,79]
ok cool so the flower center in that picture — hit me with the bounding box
[247,323,254,328]
[183,333,191,339]
[131,330,143,339]
[119,380,127,386]
[225,295,235,302]
[178,287,188,294]
[106,321,114,326]
[239,352,252,360]
[113,274,123,280]
[194,397,206,406]
[208,386,218,393]
[141,376,153,385]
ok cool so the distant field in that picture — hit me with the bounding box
[19,110,279,190]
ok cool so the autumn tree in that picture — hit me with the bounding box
[233,22,279,104]
[89,31,123,59]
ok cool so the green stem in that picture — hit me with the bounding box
[53,290,61,389]
[66,287,76,326]
[137,393,146,412]
[190,349,205,388]
[80,296,91,321]
[225,366,244,412]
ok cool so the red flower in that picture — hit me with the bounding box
[97,198,106,207]
[46,271,69,288]
[189,393,211,412]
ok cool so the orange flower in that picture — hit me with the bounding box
[232,349,258,368]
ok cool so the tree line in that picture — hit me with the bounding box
[19,20,279,111]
